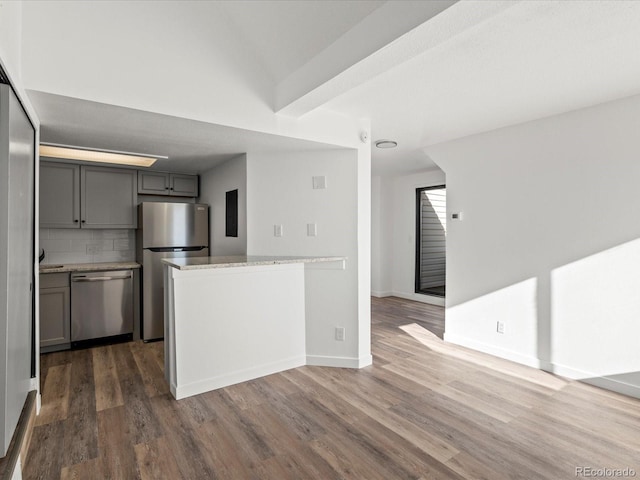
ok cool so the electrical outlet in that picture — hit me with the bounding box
[335,327,345,341]
[496,321,505,334]
[307,223,317,237]
[274,224,283,237]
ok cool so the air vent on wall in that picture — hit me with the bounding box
[0,65,9,85]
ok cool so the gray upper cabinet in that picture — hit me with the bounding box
[138,171,198,197]
[82,165,137,228]
[40,162,81,228]
[137,171,170,195]
[170,173,199,197]
[40,160,137,229]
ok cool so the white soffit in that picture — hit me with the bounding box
[275,0,516,117]
[218,0,385,83]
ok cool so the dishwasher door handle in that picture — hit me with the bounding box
[72,274,132,282]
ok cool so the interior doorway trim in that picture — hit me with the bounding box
[415,184,446,298]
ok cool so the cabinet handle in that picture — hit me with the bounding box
[74,219,79,223]
[170,187,174,190]
[81,220,86,223]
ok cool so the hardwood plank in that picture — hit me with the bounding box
[242,403,339,479]
[23,421,65,480]
[26,296,640,480]
[133,436,182,480]
[36,363,71,426]
[111,343,163,445]
[97,406,141,480]
[61,457,107,480]
[129,341,169,398]
[149,393,218,479]
[92,345,124,411]
[62,349,98,467]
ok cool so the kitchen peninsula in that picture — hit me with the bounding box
[161,255,346,399]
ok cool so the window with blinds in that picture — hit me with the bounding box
[415,186,446,297]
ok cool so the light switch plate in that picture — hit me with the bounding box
[312,176,327,189]
[274,224,283,237]
[307,223,317,237]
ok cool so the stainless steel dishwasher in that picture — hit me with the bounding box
[71,270,134,344]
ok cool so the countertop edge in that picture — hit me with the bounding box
[39,262,141,274]
[161,256,346,271]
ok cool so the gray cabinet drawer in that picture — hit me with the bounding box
[40,272,70,289]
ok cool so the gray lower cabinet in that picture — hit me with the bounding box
[138,171,198,197]
[40,160,137,229]
[40,273,71,353]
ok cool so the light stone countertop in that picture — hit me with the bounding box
[39,261,141,274]
[161,255,346,271]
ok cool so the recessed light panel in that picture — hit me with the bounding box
[39,144,163,167]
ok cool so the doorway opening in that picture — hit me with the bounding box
[415,185,446,297]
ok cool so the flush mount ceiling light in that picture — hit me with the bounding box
[39,143,167,167]
[375,139,398,149]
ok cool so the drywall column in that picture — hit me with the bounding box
[246,146,371,368]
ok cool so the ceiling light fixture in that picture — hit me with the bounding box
[39,143,166,168]
[375,139,397,149]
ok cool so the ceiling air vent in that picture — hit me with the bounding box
[0,65,9,85]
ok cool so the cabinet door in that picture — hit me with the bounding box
[138,171,170,195]
[39,161,80,228]
[40,286,70,351]
[170,174,199,197]
[81,165,137,228]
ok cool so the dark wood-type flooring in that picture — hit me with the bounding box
[26,296,640,479]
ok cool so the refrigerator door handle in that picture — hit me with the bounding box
[147,246,206,253]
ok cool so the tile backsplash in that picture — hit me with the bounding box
[40,229,136,264]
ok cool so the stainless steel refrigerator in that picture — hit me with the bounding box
[136,202,209,341]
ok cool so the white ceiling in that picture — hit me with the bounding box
[27,0,640,177]
[218,0,385,83]
[323,0,640,175]
[30,91,339,174]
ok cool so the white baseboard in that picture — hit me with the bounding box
[444,333,640,399]
[371,290,392,298]
[306,354,372,368]
[392,291,445,306]
[542,362,640,399]
[443,332,542,369]
[172,356,306,400]
[579,376,640,399]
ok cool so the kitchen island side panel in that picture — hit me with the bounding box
[167,263,306,399]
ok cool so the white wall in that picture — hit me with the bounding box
[198,155,247,256]
[20,1,363,150]
[371,169,446,305]
[428,93,640,398]
[246,149,371,367]
[0,0,22,83]
[371,175,392,296]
